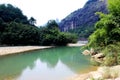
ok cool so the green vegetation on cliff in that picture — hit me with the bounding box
[86,0,120,66]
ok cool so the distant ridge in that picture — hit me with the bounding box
[59,0,108,38]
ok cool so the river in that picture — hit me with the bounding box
[0,46,94,80]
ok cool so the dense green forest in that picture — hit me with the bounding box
[0,4,77,46]
[86,0,120,66]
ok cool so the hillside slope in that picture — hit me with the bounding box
[59,0,108,38]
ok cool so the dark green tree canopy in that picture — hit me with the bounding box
[0,4,77,46]
[29,17,36,26]
[0,4,28,24]
[46,20,59,29]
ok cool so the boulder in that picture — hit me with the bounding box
[92,53,105,59]
[91,53,105,63]
[82,50,91,55]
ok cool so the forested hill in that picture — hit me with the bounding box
[59,0,108,38]
[0,4,77,46]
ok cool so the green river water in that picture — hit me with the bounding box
[0,47,95,80]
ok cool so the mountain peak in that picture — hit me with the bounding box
[59,0,108,38]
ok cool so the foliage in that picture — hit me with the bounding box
[108,0,120,18]
[90,77,104,80]
[86,0,120,66]
[0,4,29,24]
[39,20,78,46]
[102,42,120,66]
[87,13,114,47]
[69,26,94,39]
[0,20,77,46]
[29,17,36,26]
[0,4,78,46]
[0,22,40,45]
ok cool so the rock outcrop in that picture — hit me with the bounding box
[59,0,108,38]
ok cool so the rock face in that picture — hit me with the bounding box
[59,0,108,38]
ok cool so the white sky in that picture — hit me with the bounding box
[0,0,88,26]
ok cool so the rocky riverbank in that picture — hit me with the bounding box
[69,65,120,80]
[69,48,120,80]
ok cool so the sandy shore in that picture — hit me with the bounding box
[0,46,53,56]
[68,41,88,47]
[0,41,86,56]
[67,43,86,46]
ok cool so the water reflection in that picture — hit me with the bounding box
[0,47,91,80]
[17,59,75,80]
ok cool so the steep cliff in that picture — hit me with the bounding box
[59,0,108,38]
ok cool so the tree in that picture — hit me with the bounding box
[0,22,40,45]
[0,4,78,46]
[39,20,78,46]
[29,17,36,26]
[46,20,59,29]
[87,0,120,48]
[108,0,120,18]
[0,4,29,24]
[86,0,120,66]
